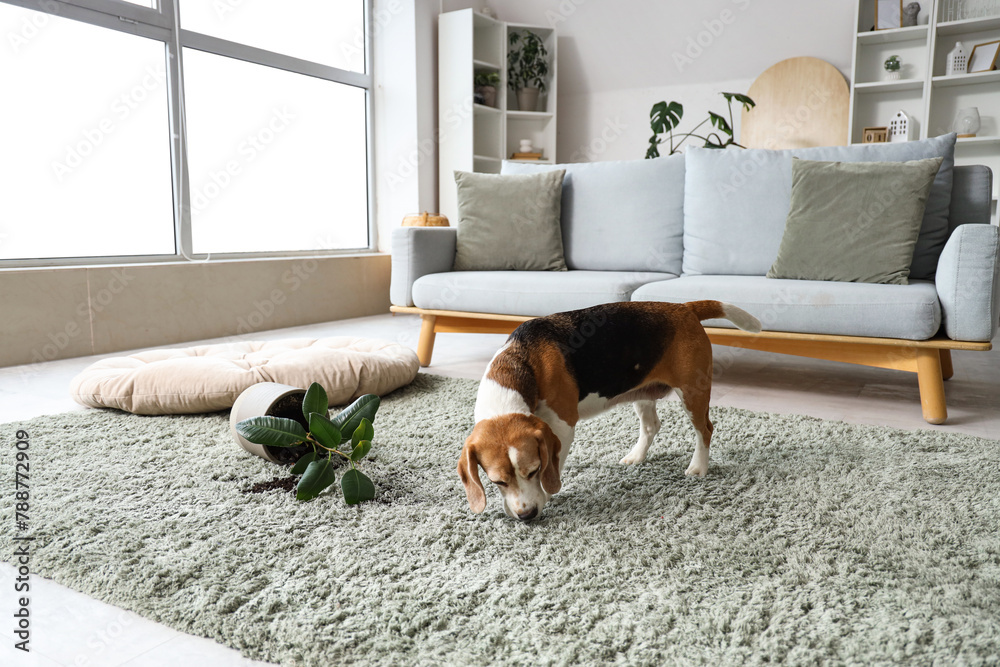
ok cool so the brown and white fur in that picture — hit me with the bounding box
[458,300,761,521]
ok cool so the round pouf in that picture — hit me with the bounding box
[70,337,420,415]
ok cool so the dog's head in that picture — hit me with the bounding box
[458,414,562,521]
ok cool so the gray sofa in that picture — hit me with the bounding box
[390,134,998,424]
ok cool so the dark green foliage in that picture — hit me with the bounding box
[236,383,380,504]
[645,92,756,158]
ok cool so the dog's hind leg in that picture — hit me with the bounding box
[675,386,714,477]
[619,400,661,465]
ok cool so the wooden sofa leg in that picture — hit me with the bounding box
[939,349,954,381]
[417,315,437,367]
[916,349,948,425]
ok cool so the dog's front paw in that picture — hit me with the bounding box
[684,462,708,477]
[619,452,646,465]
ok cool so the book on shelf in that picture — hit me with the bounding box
[511,152,543,160]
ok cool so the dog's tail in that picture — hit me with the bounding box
[686,300,762,333]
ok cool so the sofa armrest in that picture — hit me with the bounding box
[390,227,458,307]
[935,223,1000,342]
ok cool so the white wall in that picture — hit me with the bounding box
[486,0,857,162]
[374,1,860,244]
[372,0,439,252]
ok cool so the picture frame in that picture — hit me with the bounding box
[862,126,889,143]
[876,0,902,30]
[968,40,1000,73]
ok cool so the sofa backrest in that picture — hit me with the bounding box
[949,165,994,235]
[501,155,685,275]
[681,134,957,280]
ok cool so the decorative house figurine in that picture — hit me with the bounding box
[889,110,915,142]
[946,41,968,76]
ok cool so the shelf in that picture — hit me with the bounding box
[857,24,929,44]
[507,158,552,163]
[854,78,925,93]
[936,15,1000,35]
[931,69,1000,88]
[473,103,501,114]
[473,59,500,70]
[956,135,1000,146]
[472,154,501,162]
[506,110,554,119]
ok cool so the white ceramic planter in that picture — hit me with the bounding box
[230,382,307,463]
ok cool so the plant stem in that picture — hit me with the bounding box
[672,117,711,153]
[727,98,735,140]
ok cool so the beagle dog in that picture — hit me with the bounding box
[458,300,761,521]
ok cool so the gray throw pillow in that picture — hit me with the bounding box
[453,170,567,271]
[766,157,944,285]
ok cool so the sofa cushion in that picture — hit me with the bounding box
[631,275,941,340]
[501,155,685,274]
[682,134,957,280]
[453,170,567,271]
[767,157,943,285]
[412,270,676,317]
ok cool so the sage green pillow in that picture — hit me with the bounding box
[453,170,567,271]
[766,157,944,285]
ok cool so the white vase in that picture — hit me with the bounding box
[230,382,308,463]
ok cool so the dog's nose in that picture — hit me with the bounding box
[517,507,538,521]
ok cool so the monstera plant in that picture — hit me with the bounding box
[236,383,380,504]
[645,92,755,158]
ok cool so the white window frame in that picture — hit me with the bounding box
[0,0,375,267]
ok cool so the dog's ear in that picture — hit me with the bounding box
[457,438,486,513]
[534,424,562,495]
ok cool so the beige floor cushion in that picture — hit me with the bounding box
[70,337,420,415]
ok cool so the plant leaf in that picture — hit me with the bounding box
[645,138,660,159]
[350,440,372,462]
[352,418,374,448]
[236,416,308,447]
[722,92,756,111]
[301,382,328,422]
[341,468,376,505]
[330,394,380,443]
[296,458,338,501]
[290,450,317,475]
[708,111,732,137]
[649,100,683,135]
[308,413,342,450]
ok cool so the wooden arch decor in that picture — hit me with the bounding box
[741,56,850,150]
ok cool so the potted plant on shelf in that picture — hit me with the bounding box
[475,71,500,108]
[507,30,549,112]
[230,382,380,503]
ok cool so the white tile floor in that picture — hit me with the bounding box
[2,312,998,665]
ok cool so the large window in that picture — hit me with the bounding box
[0,0,371,264]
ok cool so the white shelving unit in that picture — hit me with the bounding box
[438,9,557,224]
[849,1,1000,223]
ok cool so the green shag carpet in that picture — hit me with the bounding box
[2,374,999,666]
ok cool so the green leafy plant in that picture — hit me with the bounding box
[507,30,549,92]
[475,72,500,87]
[884,55,901,72]
[236,383,380,504]
[645,92,756,159]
